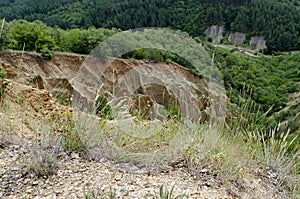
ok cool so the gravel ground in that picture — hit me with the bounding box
[0,139,234,199]
[0,136,288,199]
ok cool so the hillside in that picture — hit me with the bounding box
[0,19,299,145]
[0,52,298,198]
[0,0,300,52]
[0,0,299,197]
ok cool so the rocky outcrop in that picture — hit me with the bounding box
[228,33,267,49]
[205,25,224,44]
[228,32,246,45]
[250,36,267,49]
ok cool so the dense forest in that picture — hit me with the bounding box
[0,0,300,52]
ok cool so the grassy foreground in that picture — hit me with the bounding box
[0,91,299,198]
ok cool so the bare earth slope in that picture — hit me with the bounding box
[0,52,287,198]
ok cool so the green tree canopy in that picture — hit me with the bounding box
[7,20,57,52]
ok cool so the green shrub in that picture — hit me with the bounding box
[94,96,113,120]
[53,91,71,106]
[45,111,88,154]
[167,103,181,121]
[27,149,58,177]
[40,46,53,60]
[26,132,60,178]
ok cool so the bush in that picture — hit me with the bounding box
[94,96,113,120]
[53,91,71,106]
[40,46,53,60]
[7,20,57,52]
[27,148,58,177]
[26,132,61,178]
[167,103,181,121]
[45,110,88,154]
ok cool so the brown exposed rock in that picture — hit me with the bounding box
[0,51,227,124]
[129,95,154,119]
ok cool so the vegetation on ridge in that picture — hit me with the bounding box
[0,20,119,56]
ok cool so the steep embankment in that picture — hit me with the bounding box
[0,52,290,199]
[0,52,84,93]
[0,51,226,124]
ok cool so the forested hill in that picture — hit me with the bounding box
[0,0,300,52]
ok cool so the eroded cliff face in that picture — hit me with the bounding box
[0,51,226,124]
[228,32,246,45]
[205,25,224,44]
[250,36,267,49]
